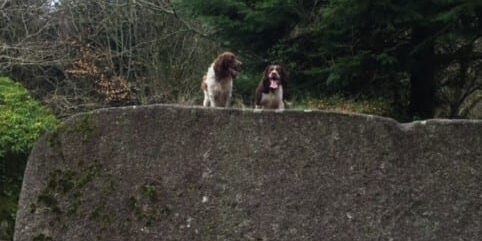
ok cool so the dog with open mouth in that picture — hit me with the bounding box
[201,52,242,107]
[255,64,288,110]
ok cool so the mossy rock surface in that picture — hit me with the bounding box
[15,104,482,241]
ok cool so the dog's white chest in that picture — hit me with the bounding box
[260,86,283,109]
[211,80,232,92]
[261,92,278,101]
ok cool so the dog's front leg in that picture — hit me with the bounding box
[203,91,210,107]
[208,94,218,107]
[224,89,232,107]
[277,101,285,112]
[277,87,285,110]
[224,96,231,107]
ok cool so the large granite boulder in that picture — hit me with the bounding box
[15,105,481,241]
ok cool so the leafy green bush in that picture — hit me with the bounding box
[0,77,58,240]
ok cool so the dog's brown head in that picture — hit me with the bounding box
[262,64,287,92]
[214,52,242,80]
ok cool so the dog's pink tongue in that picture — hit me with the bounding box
[270,80,279,89]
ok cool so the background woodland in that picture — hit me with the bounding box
[1,0,481,239]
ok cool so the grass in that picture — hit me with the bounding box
[289,96,393,116]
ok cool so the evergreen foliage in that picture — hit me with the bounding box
[177,0,482,120]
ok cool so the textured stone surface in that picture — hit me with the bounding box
[14,104,482,241]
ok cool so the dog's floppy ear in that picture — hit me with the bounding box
[263,65,271,79]
[262,65,271,89]
[279,65,289,99]
[214,54,226,78]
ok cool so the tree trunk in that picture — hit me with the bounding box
[409,28,436,119]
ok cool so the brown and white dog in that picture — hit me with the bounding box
[255,64,288,110]
[201,52,242,107]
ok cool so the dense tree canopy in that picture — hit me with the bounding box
[175,0,303,55]
[177,0,482,119]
